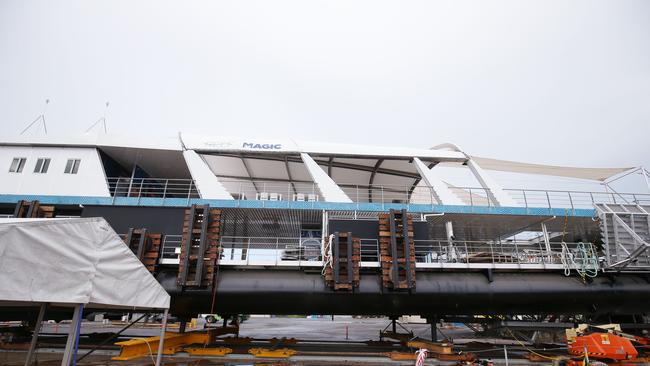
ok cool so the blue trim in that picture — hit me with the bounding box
[0,194,596,217]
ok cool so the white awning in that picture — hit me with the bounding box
[0,218,170,310]
[471,156,633,182]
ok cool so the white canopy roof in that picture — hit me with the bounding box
[0,218,170,310]
[471,156,633,182]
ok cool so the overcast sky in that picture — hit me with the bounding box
[1,1,649,176]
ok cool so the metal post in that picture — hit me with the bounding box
[71,304,84,366]
[347,233,353,284]
[541,223,552,263]
[545,191,552,211]
[25,303,46,366]
[522,189,528,209]
[154,309,169,366]
[162,179,168,200]
[333,233,339,282]
[431,316,438,342]
[187,180,193,204]
[643,168,650,193]
[61,304,83,366]
[504,344,509,366]
[469,188,473,207]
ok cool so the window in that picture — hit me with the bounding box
[64,159,81,174]
[9,158,26,173]
[33,158,51,173]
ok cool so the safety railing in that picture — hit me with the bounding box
[159,234,182,264]
[159,234,594,270]
[413,239,589,267]
[106,177,650,210]
[219,236,323,267]
[107,177,200,199]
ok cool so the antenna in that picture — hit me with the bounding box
[85,101,110,134]
[20,99,50,135]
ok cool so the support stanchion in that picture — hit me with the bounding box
[155,309,169,366]
[24,303,46,366]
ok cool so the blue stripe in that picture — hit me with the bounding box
[0,194,595,217]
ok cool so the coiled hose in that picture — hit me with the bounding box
[561,242,599,279]
[321,234,334,275]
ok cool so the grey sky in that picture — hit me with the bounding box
[1,1,649,176]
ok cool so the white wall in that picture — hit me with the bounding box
[0,146,110,197]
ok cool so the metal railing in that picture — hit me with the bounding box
[107,177,200,199]
[214,236,592,269]
[219,236,323,267]
[157,232,594,270]
[412,239,582,266]
[106,176,650,210]
[160,234,182,264]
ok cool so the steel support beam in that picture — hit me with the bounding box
[24,303,46,366]
[413,157,463,205]
[301,153,352,203]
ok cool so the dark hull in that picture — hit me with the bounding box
[160,269,650,317]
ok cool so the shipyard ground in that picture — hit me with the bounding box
[1,317,565,365]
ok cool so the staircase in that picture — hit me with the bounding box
[595,203,650,270]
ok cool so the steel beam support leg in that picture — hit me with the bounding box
[389,210,398,285]
[24,303,46,366]
[333,233,339,283]
[194,205,210,284]
[402,209,412,287]
[155,309,169,366]
[347,232,353,284]
[61,304,83,366]
[430,316,438,342]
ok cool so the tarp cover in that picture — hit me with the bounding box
[0,217,170,309]
[470,156,633,182]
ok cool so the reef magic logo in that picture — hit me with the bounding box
[242,142,283,150]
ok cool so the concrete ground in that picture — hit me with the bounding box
[1,316,554,365]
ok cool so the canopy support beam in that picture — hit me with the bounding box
[413,157,463,205]
[24,303,46,366]
[466,159,519,207]
[301,153,352,203]
[155,309,169,366]
[61,304,83,366]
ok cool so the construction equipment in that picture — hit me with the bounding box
[565,324,646,365]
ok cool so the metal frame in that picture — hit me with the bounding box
[596,203,650,271]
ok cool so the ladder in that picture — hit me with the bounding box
[324,232,360,291]
[178,205,222,287]
[123,228,161,273]
[379,209,416,290]
[595,203,650,270]
[13,200,55,218]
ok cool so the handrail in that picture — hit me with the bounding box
[106,176,650,210]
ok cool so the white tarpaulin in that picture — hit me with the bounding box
[0,217,169,310]
[470,156,633,182]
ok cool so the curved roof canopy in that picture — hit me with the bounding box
[470,156,633,182]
